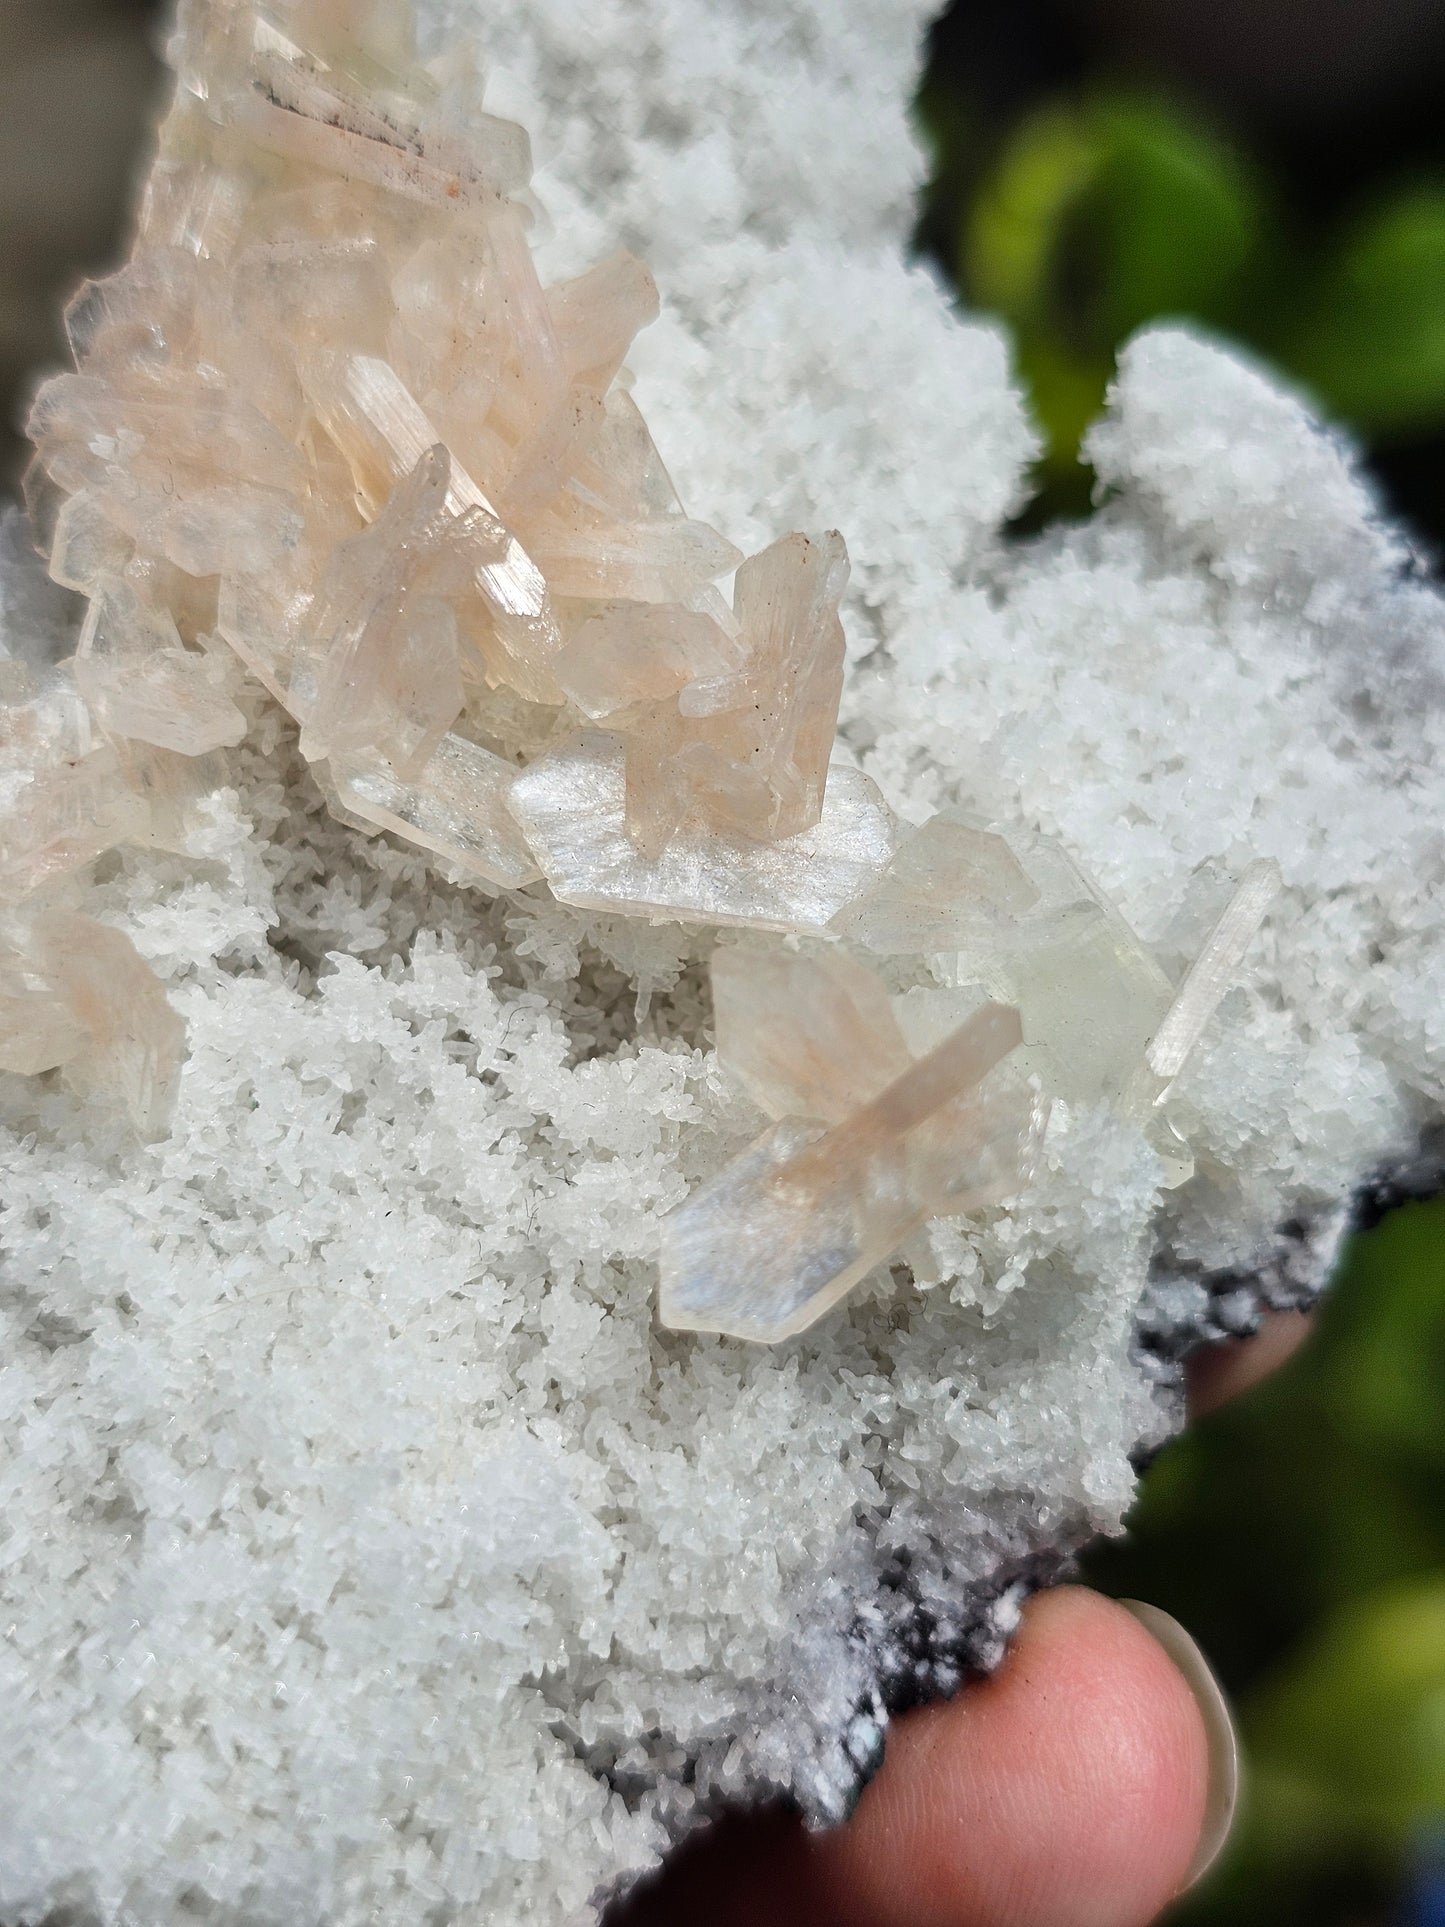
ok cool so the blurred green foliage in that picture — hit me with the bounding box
[1086,1200,1445,1925]
[919,48,1445,1916]
[918,80,1445,526]
[1286,190,1445,440]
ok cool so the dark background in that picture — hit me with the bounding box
[918,0,1445,544]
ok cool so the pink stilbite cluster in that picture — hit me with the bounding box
[0,0,1281,1338]
[24,0,861,927]
[661,967,1045,1343]
[658,839,1281,1339]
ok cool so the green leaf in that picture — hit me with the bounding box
[962,101,1099,332]
[1284,185,1445,436]
[960,90,1269,481]
[962,92,1268,347]
[1079,95,1267,345]
[1309,1199,1445,1469]
[1014,337,1110,481]
[1246,1579,1445,1851]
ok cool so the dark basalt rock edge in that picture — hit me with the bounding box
[1139,1121,1445,1378]
[599,1533,1088,1919]
[811,1535,1090,1824]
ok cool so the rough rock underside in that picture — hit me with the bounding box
[2,0,1444,1921]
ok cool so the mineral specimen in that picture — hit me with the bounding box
[6,0,1270,1280]
[664,845,1279,1340]
[0,908,184,1136]
[5,0,1417,1919]
[710,947,913,1126]
[0,0,1285,1356]
[509,733,896,929]
[662,972,1045,1341]
[22,0,856,958]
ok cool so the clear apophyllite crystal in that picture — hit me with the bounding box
[830,811,1040,955]
[837,809,1174,1088]
[835,811,1281,1187]
[659,833,1281,1342]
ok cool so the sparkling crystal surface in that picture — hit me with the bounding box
[831,810,1039,955]
[1146,859,1282,1083]
[509,733,896,930]
[660,994,1039,1342]
[711,946,911,1126]
[323,734,540,889]
[17,0,869,945]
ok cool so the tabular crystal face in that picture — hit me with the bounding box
[831,811,1039,956]
[834,809,1277,1139]
[660,825,1278,1339]
[509,734,896,930]
[660,990,1043,1343]
[621,531,850,856]
[321,734,541,890]
[711,946,912,1126]
[13,0,875,979]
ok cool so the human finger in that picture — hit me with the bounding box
[612,1584,1226,1927]
[1186,1308,1314,1418]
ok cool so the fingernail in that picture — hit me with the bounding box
[1118,1600,1241,1889]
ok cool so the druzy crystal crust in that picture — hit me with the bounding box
[2,0,1280,1339]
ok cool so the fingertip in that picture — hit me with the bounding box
[808,1586,1213,1927]
[1115,1600,1240,1888]
[1187,1309,1314,1417]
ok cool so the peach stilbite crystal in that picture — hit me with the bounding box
[21,0,854,936]
[4,0,1278,1254]
[0,662,151,901]
[660,968,1045,1341]
[76,579,247,757]
[621,530,850,857]
[509,733,896,931]
[0,910,185,1137]
[321,734,541,890]
[710,947,912,1126]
